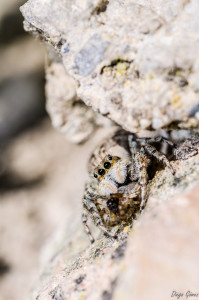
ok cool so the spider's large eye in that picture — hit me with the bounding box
[98,168,105,176]
[104,161,111,169]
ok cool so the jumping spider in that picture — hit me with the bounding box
[82,129,199,243]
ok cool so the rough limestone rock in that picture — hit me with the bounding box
[32,153,199,300]
[45,54,113,144]
[20,0,199,132]
[45,59,96,144]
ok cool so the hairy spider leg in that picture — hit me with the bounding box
[82,207,95,243]
[174,140,199,160]
[128,135,149,210]
[142,144,175,174]
[128,135,175,210]
[82,187,116,243]
[136,136,174,147]
[134,150,149,210]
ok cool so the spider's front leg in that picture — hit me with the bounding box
[142,143,175,175]
[128,135,175,211]
[137,136,175,174]
[128,135,149,210]
[174,138,199,160]
[136,136,174,147]
[133,150,149,211]
[82,185,96,243]
[82,207,95,244]
[82,184,116,243]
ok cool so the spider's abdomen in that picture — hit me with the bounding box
[107,197,119,214]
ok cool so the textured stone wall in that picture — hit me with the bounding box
[20,0,199,133]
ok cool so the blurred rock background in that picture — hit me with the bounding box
[0,0,46,142]
[0,1,46,299]
[0,2,112,300]
[0,1,90,300]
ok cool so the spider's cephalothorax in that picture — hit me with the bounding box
[82,129,199,243]
[93,154,129,195]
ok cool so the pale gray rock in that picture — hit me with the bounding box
[45,60,96,144]
[45,57,113,144]
[32,153,199,300]
[20,0,199,132]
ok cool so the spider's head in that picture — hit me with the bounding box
[93,154,129,195]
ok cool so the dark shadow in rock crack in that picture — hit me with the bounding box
[101,278,118,300]
[111,241,127,260]
[92,0,109,15]
[0,172,45,193]
[0,257,11,277]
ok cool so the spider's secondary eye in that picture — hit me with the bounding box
[98,168,105,176]
[108,155,112,160]
[94,174,98,178]
[104,162,111,169]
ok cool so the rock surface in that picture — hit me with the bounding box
[20,0,199,132]
[45,55,113,144]
[32,152,199,300]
